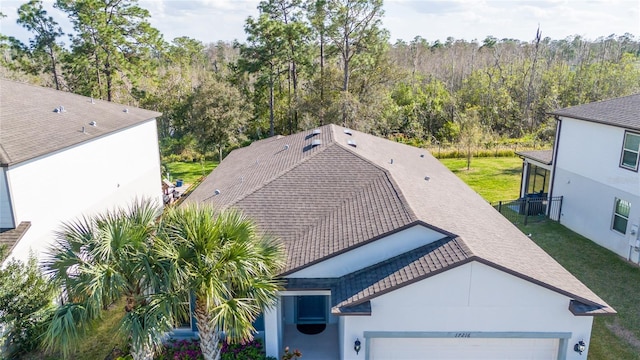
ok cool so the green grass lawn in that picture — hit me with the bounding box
[441,156,640,359]
[439,157,522,202]
[24,299,128,360]
[163,160,218,185]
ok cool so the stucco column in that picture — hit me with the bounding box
[264,297,281,358]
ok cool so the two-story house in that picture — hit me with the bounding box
[0,79,164,263]
[518,94,640,262]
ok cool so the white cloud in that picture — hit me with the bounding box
[1,0,638,45]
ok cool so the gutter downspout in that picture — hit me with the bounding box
[547,116,562,219]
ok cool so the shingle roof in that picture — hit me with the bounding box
[0,79,161,166]
[186,124,614,315]
[331,236,471,313]
[549,93,640,131]
[516,150,553,165]
[0,221,30,259]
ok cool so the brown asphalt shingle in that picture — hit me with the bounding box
[549,93,640,131]
[186,124,615,315]
[0,222,30,259]
[0,79,161,166]
[332,236,471,312]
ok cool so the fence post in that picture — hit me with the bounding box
[524,197,530,226]
[558,196,563,223]
[498,201,502,213]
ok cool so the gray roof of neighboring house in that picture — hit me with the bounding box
[0,79,162,166]
[549,93,640,131]
[516,150,553,165]
[0,221,30,260]
[186,124,615,315]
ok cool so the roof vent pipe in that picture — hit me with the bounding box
[284,144,290,150]
[81,126,86,133]
[390,159,394,164]
[214,189,221,195]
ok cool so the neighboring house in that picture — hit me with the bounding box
[518,94,640,262]
[0,79,163,263]
[186,124,614,360]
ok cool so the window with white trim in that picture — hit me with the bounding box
[612,198,631,234]
[620,132,640,171]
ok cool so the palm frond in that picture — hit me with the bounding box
[41,303,91,358]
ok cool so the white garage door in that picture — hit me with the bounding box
[370,337,559,360]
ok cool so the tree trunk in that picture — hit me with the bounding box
[342,26,350,126]
[48,46,60,90]
[319,30,325,125]
[130,343,154,360]
[269,64,275,137]
[195,299,222,360]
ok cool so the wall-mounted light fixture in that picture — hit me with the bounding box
[574,340,586,355]
[354,338,361,355]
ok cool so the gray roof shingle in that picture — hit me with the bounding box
[0,79,161,166]
[186,124,615,315]
[516,150,553,165]
[549,93,640,130]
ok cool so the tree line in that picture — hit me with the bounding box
[2,0,640,160]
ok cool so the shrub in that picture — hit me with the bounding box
[156,339,203,360]
[221,338,268,360]
[156,338,272,360]
[0,254,57,358]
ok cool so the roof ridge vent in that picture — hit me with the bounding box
[311,139,322,146]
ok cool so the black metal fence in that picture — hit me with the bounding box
[492,196,563,225]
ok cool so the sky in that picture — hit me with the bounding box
[1,0,639,46]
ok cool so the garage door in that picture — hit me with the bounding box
[370,337,559,360]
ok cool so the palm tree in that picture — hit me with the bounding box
[42,199,176,360]
[157,205,285,360]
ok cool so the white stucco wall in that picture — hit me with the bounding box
[339,262,593,360]
[553,168,640,260]
[554,118,640,260]
[5,120,163,263]
[555,118,639,196]
[286,225,445,278]
[0,168,13,228]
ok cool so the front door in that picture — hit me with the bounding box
[295,295,327,324]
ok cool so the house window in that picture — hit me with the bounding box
[173,291,197,332]
[620,132,640,171]
[612,198,631,234]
